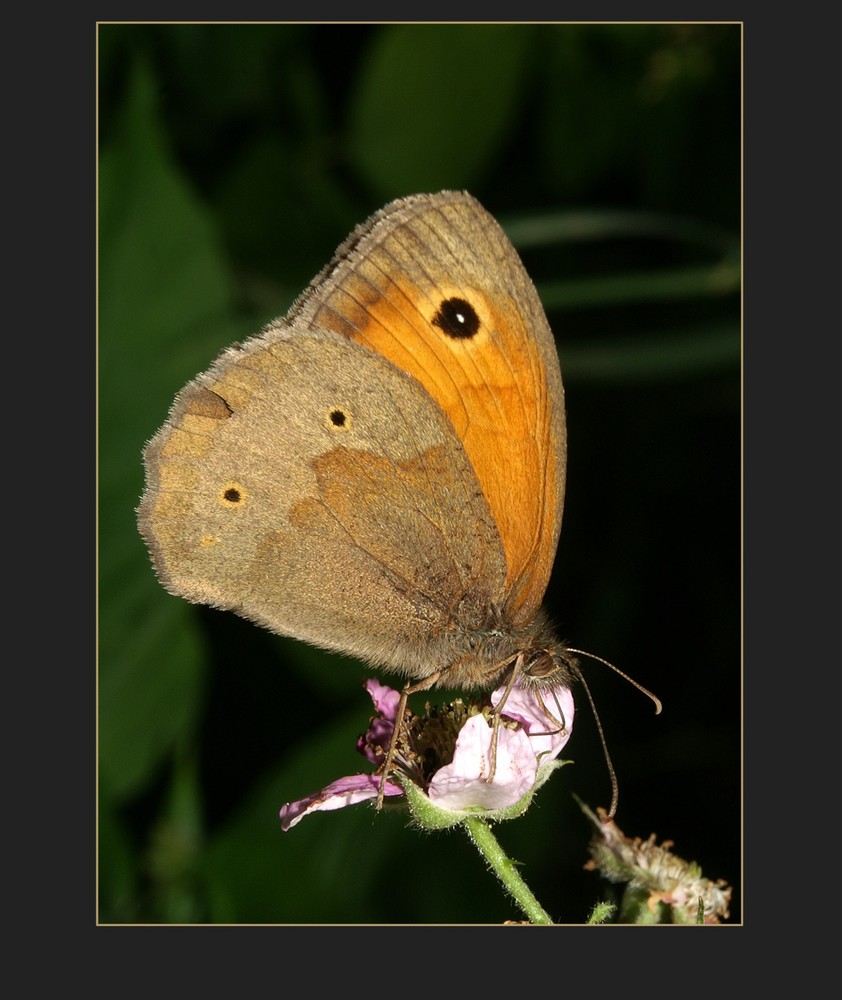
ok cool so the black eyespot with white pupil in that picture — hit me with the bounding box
[432,297,480,339]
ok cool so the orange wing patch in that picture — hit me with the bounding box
[310,267,560,624]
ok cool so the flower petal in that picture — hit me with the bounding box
[364,678,401,720]
[356,679,401,765]
[279,773,403,831]
[491,683,574,760]
[427,715,538,811]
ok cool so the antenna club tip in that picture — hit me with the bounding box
[654,698,663,715]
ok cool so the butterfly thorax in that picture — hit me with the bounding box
[435,609,578,693]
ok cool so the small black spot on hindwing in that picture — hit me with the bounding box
[219,482,247,507]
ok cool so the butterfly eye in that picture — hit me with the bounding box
[523,650,557,678]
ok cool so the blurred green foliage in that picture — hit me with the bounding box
[98,22,741,924]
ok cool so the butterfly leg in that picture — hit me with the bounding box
[375,671,442,810]
[486,652,525,783]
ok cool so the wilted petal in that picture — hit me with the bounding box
[356,678,401,765]
[364,678,401,721]
[279,772,403,831]
[427,714,538,811]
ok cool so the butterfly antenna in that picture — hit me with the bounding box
[566,650,661,820]
[570,663,619,819]
[566,648,663,715]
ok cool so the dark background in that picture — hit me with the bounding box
[98,22,741,924]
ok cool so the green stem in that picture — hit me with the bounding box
[463,816,553,925]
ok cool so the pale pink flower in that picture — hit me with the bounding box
[280,678,574,831]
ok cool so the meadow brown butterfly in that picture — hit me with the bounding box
[138,191,646,805]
